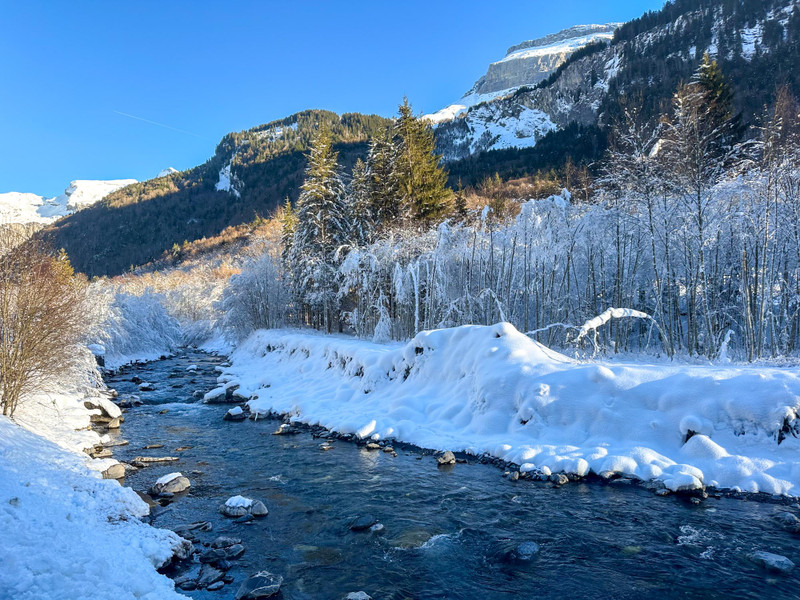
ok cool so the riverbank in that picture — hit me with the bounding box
[219,323,800,497]
[0,351,189,600]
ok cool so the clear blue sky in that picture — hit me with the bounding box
[0,0,665,196]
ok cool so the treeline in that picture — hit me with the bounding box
[223,57,800,360]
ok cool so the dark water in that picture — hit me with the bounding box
[106,351,800,600]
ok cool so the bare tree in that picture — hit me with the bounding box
[0,233,90,417]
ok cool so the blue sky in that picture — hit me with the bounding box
[0,1,665,196]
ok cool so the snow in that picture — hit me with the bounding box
[225,323,800,496]
[225,495,253,508]
[0,179,136,225]
[425,88,519,124]
[496,30,615,65]
[459,104,557,154]
[156,167,179,178]
[740,23,763,60]
[0,418,187,600]
[155,472,184,486]
[216,161,241,197]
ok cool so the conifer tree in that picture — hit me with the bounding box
[365,130,400,228]
[453,178,468,222]
[290,125,349,332]
[393,98,452,224]
[345,158,374,246]
[279,198,297,267]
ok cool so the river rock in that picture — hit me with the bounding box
[273,423,300,435]
[150,472,190,496]
[235,571,283,599]
[211,536,242,548]
[138,382,156,392]
[198,564,225,588]
[224,406,247,421]
[91,447,113,459]
[101,463,126,479]
[515,541,540,560]
[365,443,381,450]
[144,444,164,450]
[549,473,569,485]
[349,515,378,531]
[345,593,372,600]
[437,451,456,466]
[220,495,268,518]
[207,581,225,591]
[775,512,800,534]
[749,550,795,573]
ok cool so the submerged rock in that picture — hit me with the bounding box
[775,512,800,534]
[749,551,795,573]
[197,564,225,588]
[349,515,378,531]
[235,571,283,599]
[345,593,372,600]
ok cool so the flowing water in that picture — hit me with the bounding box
[105,351,800,599]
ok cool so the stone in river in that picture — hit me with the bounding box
[775,511,800,534]
[101,463,126,480]
[749,551,795,573]
[437,451,456,466]
[345,593,372,600]
[149,472,190,496]
[235,571,283,599]
[349,515,378,531]
[197,564,225,588]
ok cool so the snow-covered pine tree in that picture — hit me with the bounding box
[290,124,349,332]
[345,158,375,247]
[393,98,452,224]
[366,129,400,229]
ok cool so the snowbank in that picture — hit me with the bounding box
[0,418,186,600]
[226,323,800,495]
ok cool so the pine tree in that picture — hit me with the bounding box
[393,98,452,224]
[365,130,400,229]
[290,125,349,332]
[346,158,374,246]
[695,53,743,146]
[453,178,468,222]
[279,198,297,267]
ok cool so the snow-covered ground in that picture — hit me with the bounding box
[223,323,800,496]
[0,349,187,599]
[0,417,187,600]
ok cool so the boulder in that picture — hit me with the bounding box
[101,463,126,480]
[219,495,268,518]
[150,472,190,496]
[349,515,378,531]
[345,593,372,600]
[197,564,225,588]
[775,512,800,534]
[224,406,247,421]
[211,536,242,549]
[235,571,283,599]
[749,550,795,573]
[437,451,456,466]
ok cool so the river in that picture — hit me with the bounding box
[104,350,800,599]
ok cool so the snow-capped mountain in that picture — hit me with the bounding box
[156,167,179,178]
[433,1,799,162]
[0,179,137,225]
[426,24,619,125]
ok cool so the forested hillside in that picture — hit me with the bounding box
[41,111,390,277]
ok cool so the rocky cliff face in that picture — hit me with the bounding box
[470,24,620,96]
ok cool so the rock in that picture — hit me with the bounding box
[250,500,269,517]
[510,471,520,481]
[220,495,268,518]
[106,417,121,429]
[200,548,230,564]
[226,544,246,559]
[144,444,164,450]
[775,512,800,534]
[207,581,225,591]
[345,593,372,600]
[235,514,255,524]
[749,550,795,573]
[91,447,113,459]
[138,383,156,392]
[211,536,242,549]
[272,423,300,435]
[101,463,126,479]
[197,564,225,588]
[173,521,213,540]
[175,446,193,452]
[133,456,179,463]
[149,472,190,496]
[437,451,456,466]
[365,443,381,450]
[549,473,569,485]
[235,571,283,599]
[224,406,247,421]
[158,409,169,415]
[349,515,378,531]
[515,541,540,560]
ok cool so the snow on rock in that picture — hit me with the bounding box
[225,495,254,508]
[156,167,179,178]
[0,417,187,600]
[215,161,241,198]
[0,179,136,225]
[226,323,800,496]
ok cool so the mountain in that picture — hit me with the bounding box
[426,24,620,124]
[39,0,800,277]
[41,110,391,277]
[156,167,179,178]
[436,0,800,167]
[0,179,137,226]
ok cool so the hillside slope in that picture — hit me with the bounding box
[42,111,390,277]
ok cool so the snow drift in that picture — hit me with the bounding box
[0,418,186,600]
[225,323,800,495]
